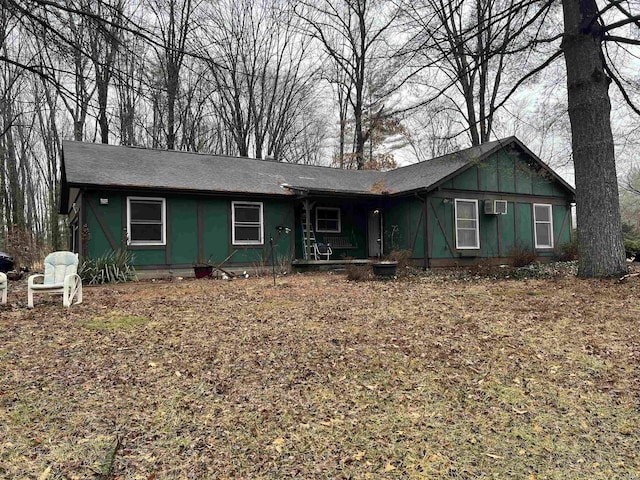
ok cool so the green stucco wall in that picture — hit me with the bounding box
[424,148,573,264]
[385,197,425,259]
[443,149,567,198]
[82,191,294,270]
[427,198,572,262]
[170,197,198,265]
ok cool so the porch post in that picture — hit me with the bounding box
[303,199,312,260]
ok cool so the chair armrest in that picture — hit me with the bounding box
[0,272,6,283]
[63,273,82,291]
[28,274,45,287]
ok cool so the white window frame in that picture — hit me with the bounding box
[533,203,554,249]
[454,199,480,250]
[126,196,166,246]
[315,207,341,233]
[232,201,264,245]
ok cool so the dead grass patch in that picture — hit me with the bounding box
[1,272,639,478]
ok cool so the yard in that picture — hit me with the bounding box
[1,269,639,479]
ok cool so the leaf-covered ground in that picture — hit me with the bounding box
[1,271,639,479]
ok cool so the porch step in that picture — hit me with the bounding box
[291,259,371,273]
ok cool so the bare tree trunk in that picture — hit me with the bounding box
[87,0,124,144]
[115,33,142,146]
[299,0,397,169]
[150,0,193,150]
[561,0,626,277]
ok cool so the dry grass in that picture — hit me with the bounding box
[1,271,639,479]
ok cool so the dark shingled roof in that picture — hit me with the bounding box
[62,137,574,197]
[63,141,380,196]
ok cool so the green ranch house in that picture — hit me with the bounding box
[60,137,575,276]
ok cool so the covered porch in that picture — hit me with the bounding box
[292,195,396,263]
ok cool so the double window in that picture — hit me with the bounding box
[315,207,341,233]
[232,201,264,245]
[455,199,480,249]
[534,204,554,248]
[127,197,166,245]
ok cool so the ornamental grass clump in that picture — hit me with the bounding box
[79,249,137,284]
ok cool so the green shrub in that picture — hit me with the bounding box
[624,238,640,259]
[385,249,414,276]
[79,249,137,285]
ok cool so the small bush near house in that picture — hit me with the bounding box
[79,249,137,284]
[556,238,579,261]
[509,244,537,267]
[385,249,414,276]
[345,263,372,281]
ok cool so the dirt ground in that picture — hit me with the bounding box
[1,268,639,479]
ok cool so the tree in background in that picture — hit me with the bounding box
[88,0,125,144]
[298,0,401,169]
[147,0,194,150]
[399,0,534,146]
[200,0,322,160]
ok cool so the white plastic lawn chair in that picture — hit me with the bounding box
[0,272,7,305]
[27,251,83,308]
[313,242,332,260]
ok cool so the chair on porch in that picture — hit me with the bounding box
[313,242,333,261]
[27,251,83,308]
[0,272,7,305]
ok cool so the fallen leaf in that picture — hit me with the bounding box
[272,437,285,453]
[38,466,52,480]
[485,453,503,459]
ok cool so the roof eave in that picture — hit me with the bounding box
[65,182,295,198]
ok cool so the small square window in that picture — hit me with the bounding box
[127,197,166,245]
[316,207,341,233]
[232,202,263,245]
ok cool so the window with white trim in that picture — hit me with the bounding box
[315,207,341,233]
[534,203,554,248]
[127,197,166,245]
[232,201,264,245]
[455,199,480,249]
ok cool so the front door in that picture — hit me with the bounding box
[368,209,383,258]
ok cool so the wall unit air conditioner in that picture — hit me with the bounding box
[484,199,508,215]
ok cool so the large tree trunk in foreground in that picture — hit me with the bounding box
[561,0,626,277]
